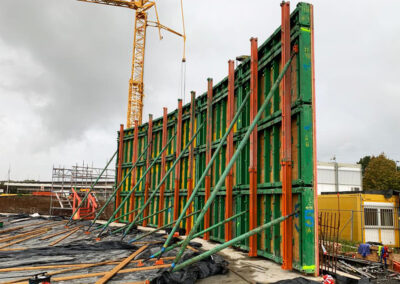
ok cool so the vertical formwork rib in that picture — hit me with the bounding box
[186,91,196,234]
[129,120,139,223]
[122,122,205,237]
[173,101,183,221]
[173,212,296,272]
[204,78,213,240]
[225,60,234,242]
[150,211,248,259]
[159,108,168,227]
[86,141,151,232]
[249,37,258,257]
[115,2,317,273]
[98,132,177,236]
[142,114,153,227]
[281,1,293,270]
[115,124,125,221]
[160,91,250,258]
[310,4,319,276]
[170,51,296,268]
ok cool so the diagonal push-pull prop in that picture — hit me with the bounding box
[169,47,298,268]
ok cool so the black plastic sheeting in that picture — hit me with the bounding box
[150,253,229,284]
[0,217,229,283]
[271,277,321,284]
[0,241,138,268]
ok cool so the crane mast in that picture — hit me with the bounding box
[78,0,185,127]
[128,10,147,126]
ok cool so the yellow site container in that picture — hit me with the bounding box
[318,193,399,247]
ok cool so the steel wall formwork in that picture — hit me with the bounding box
[114,2,317,273]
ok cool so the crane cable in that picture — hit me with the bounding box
[180,0,186,104]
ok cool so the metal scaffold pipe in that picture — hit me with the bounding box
[121,122,205,238]
[67,149,118,225]
[171,52,296,267]
[172,212,297,272]
[85,141,152,232]
[157,90,251,258]
[96,132,177,237]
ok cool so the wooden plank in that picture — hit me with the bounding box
[0,220,52,235]
[187,245,199,253]
[40,226,82,241]
[48,264,170,282]
[49,227,80,246]
[95,245,148,284]
[0,247,27,252]
[0,257,175,273]
[0,222,63,243]
[0,230,49,249]
[0,229,47,244]
[9,218,31,224]
[3,261,116,284]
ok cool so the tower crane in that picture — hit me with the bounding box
[79,0,186,127]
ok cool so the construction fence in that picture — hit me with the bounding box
[319,207,399,246]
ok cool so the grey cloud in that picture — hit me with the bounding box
[1,0,399,179]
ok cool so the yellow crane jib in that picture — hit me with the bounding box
[78,0,186,127]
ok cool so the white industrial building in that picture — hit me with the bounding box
[317,161,362,194]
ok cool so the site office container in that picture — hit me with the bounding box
[318,193,400,247]
[115,2,316,273]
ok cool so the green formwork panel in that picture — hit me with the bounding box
[115,2,316,273]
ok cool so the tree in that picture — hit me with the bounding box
[357,155,372,175]
[363,154,400,191]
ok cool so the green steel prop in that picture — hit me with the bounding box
[96,132,177,237]
[156,90,251,258]
[110,205,173,235]
[94,207,141,231]
[67,149,118,225]
[85,141,152,232]
[148,210,247,260]
[170,52,296,267]
[121,122,205,238]
[128,209,201,243]
[172,212,297,271]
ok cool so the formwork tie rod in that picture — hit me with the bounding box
[157,89,251,259]
[121,122,205,239]
[172,211,297,272]
[170,51,296,267]
[67,149,118,225]
[86,141,153,232]
[97,132,177,237]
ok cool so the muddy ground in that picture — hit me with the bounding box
[0,195,114,218]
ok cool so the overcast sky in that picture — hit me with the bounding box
[1,0,399,180]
